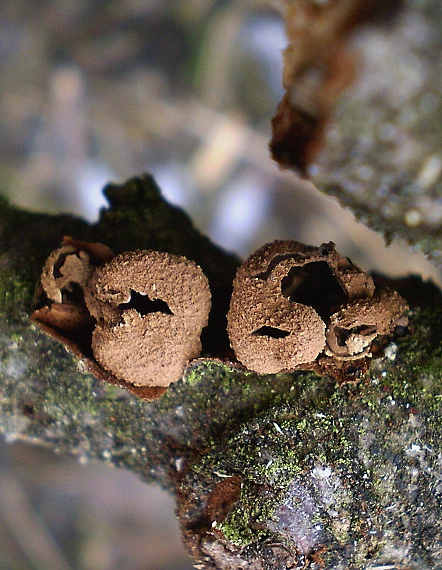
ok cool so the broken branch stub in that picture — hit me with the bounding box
[84,250,211,388]
[227,240,407,374]
[271,1,442,263]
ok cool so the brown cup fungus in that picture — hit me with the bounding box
[32,237,114,338]
[227,241,407,374]
[326,290,408,360]
[84,250,211,388]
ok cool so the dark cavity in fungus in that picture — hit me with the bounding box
[252,326,291,339]
[59,282,84,305]
[52,252,72,278]
[118,289,173,316]
[281,261,347,320]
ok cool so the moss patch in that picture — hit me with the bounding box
[1,177,442,568]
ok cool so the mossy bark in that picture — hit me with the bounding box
[1,176,442,569]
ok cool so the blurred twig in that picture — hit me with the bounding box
[0,473,72,570]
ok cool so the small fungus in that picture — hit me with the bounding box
[84,250,211,388]
[227,240,407,374]
[33,233,408,397]
[325,290,408,360]
[32,237,114,339]
[41,245,92,305]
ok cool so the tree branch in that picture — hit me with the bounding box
[1,175,442,568]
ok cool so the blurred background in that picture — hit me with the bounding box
[0,0,440,568]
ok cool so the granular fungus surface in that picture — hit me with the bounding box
[85,250,211,388]
[227,240,407,374]
[33,235,408,393]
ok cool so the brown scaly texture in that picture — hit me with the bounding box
[85,250,211,387]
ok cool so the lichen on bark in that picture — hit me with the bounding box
[1,174,442,569]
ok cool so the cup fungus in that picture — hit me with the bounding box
[84,250,211,388]
[33,234,407,396]
[32,237,114,339]
[325,290,408,360]
[227,240,407,374]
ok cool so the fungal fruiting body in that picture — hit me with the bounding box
[40,245,93,305]
[33,235,407,392]
[227,241,407,373]
[33,237,114,336]
[84,250,211,388]
[326,290,408,360]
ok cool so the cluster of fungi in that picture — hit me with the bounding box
[32,237,408,400]
[227,241,407,374]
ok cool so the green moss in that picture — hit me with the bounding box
[218,482,276,547]
[360,306,442,413]
[0,196,90,319]
[1,175,442,567]
[177,300,442,562]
